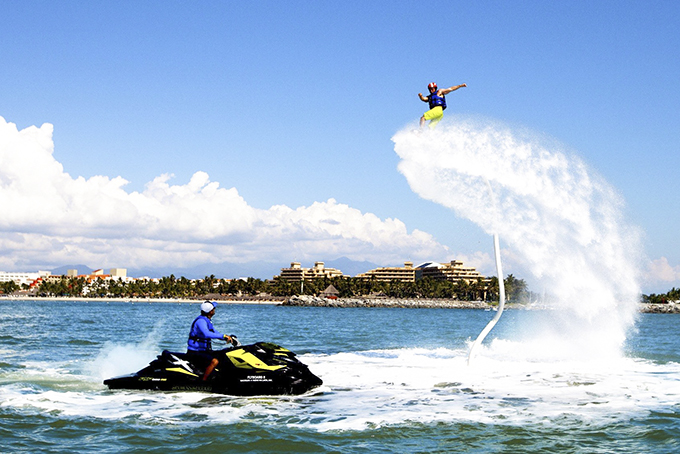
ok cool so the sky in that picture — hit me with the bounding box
[1,1,678,293]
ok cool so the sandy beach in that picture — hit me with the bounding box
[0,295,282,305]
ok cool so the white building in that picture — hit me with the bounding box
[110,268,127,278]
[0,271,52,287]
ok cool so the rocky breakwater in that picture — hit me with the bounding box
[639,301,680,314]
[281,295,492,309]
[282,296,680,313]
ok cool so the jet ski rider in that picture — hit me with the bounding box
[187,301,236,381]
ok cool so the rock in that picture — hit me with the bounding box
[281,296,495,309]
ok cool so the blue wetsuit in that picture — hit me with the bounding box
[187,315,224,352]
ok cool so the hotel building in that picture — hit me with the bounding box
[277,262,345,281]
[417,260,489,284]
[355,262,417,282]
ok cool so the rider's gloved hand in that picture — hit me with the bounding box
[223,334,232,343]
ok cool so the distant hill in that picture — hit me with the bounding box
[127,262,284,280]
[49,264,94,276]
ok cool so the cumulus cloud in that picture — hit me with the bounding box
[645,257,680,284]
[0,116,449,272]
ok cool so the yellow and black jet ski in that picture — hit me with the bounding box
[103,342,322,396]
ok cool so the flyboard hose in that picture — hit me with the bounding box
[467,180,506,365]
[467,234,505,365]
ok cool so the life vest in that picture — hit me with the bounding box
[187,315,216,351]
[428,91,447,110]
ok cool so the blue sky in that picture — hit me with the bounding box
[1,1,678,293]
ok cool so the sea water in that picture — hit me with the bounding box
[1,300,679,453]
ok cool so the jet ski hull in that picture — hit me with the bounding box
[104,342,322,396]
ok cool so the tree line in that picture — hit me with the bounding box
[641,287,680,304]
[6,276,678,304]
[0,281,19,295]
[30,274,533,302]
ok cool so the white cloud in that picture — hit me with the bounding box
[645,257,680,283]
[0,117,449,271]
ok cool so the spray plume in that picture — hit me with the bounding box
[393,118,642,358]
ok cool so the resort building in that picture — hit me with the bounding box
[109,268,128,278]
[355,262,417,282]
[417,260,488,284]
[277,262,345,281]
[276,259,487,285]
[64,268,129,281]
[0,270,52,287]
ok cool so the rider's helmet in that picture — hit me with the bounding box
[428,82,437,91]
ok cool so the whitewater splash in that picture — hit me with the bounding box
[6,347,677,431]
[86,321,168,381]
[393,117,643,358]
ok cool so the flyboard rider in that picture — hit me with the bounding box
[418,82,467,129]
[187,301,237,381]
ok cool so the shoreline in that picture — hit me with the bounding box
[3,294,678,313]
[0,295,282,305]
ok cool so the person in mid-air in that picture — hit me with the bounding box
[419,82,467,129]
[187,301,236,381]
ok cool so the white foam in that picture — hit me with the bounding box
[297,346,680,431]
[1,346,678,431]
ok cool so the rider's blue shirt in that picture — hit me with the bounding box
[187,315,224,352]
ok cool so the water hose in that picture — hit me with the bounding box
[467,233,505,365]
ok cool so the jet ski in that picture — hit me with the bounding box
[103,341,323,396]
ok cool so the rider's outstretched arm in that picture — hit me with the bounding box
[440,83,467,95]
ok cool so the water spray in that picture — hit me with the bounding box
[394,120,642,360]
[467,233,505,365]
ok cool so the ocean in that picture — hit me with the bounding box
[1,299,679,453]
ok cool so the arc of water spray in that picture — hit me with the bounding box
[467,181,506,366]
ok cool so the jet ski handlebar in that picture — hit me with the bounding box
[224,334,241,347]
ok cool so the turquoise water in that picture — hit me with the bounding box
[1,300,679,453]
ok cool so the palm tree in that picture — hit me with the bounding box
[504,274,528,302]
